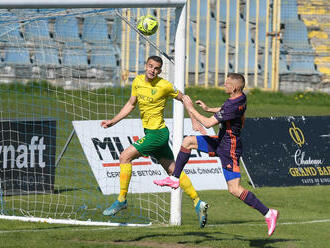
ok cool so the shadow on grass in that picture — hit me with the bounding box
[114,230,298,248]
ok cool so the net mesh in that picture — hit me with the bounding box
[0,7,177,225]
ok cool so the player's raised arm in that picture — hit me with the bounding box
[195,100,221,113]
[182,95,219,129]
[101,95,137,128]
[175,92,207,135]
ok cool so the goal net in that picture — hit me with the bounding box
[0,2,185,226]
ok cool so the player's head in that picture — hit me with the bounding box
[224,73,245,94]
[145,56,163,81]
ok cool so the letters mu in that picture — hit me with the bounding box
[0,136,46,169]
[91,136,203,161]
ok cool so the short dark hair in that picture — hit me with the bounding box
[147,55,163,67]
[227,73,245,90]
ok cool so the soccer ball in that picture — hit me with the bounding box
[137,15,159,36]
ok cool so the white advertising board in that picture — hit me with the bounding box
[72,119,227,195]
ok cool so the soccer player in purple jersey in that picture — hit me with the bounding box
[154,73,279,236]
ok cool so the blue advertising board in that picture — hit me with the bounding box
[241,116,330,187]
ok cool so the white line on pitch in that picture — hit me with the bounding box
[0,219,330,234]
[208,219,330,227]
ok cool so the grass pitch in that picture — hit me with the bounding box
[1,84,330,247]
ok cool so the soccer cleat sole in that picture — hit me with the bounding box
[200,203,209,228]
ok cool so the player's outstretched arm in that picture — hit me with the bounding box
[182,95,218,129]
[101,95,137,128]
[195,100,221,113]
[175,92,207,135]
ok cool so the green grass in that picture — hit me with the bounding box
[1,82,330,247]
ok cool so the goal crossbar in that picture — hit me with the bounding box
[0,0,186,9]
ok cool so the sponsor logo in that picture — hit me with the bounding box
[0,136,46,169]
[289,122,305,147]
[90,135,219,167]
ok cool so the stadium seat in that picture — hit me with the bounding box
[281,21,311,50]
[125,24,146,71]
[187,26,204,73]
[232,45,259,73]
[90,49,117,68]
[128,44,146,72]
[190,0,209,22]
[227,18,251,45]
[0,23,24,42]
[198,15,225,47]
[281,0,299,23]
[3,47,31,65]
[248,0,268,23]
[54,16,81,42]
[24,20,51,41]
[288,55,319,74]
[260,53,290,74]
[82,16,111,43]
[62,41,85,48]
[208,43,230,73]
[34,48,60,66]
[254,20,269,47]
[62,48,88,67]
[216,0,238,23]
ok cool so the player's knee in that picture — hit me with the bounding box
[182,136,197,150]
[167,167,174,175]
[228,186,240,197]
[119,152,131,164]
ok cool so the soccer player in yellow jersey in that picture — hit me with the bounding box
[101,56,208,227]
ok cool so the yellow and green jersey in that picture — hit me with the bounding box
[131,74,179,129]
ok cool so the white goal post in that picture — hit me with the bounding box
[0,0,186,226]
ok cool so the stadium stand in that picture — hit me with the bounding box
[260,53,290,74]
[187,25,204,73]
[61,48,88,67]
[3,47,31,65]
[281,0,300,22]
[288,54,320,74]
[2,47,32,78]
[54,16,81,42]
[248,0,268,23]
[90,48,117,68]
[33,48,60,66]
[297,0,330,84]
[0,1,328,92]
[281,20,312,50]
[227,18,251,45]
[0,23,24,42]
[208,43,231,73]
[82,16,111,44]
[189,0,208,22]
[217,0,238,23]
[24,20,51,41]
[253,21,269,47]
[235,45,259,73]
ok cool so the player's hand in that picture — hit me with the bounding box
[182,95,194,111]
[100,120,113,128]
[195,100,209,112]
[192,121,207,135]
